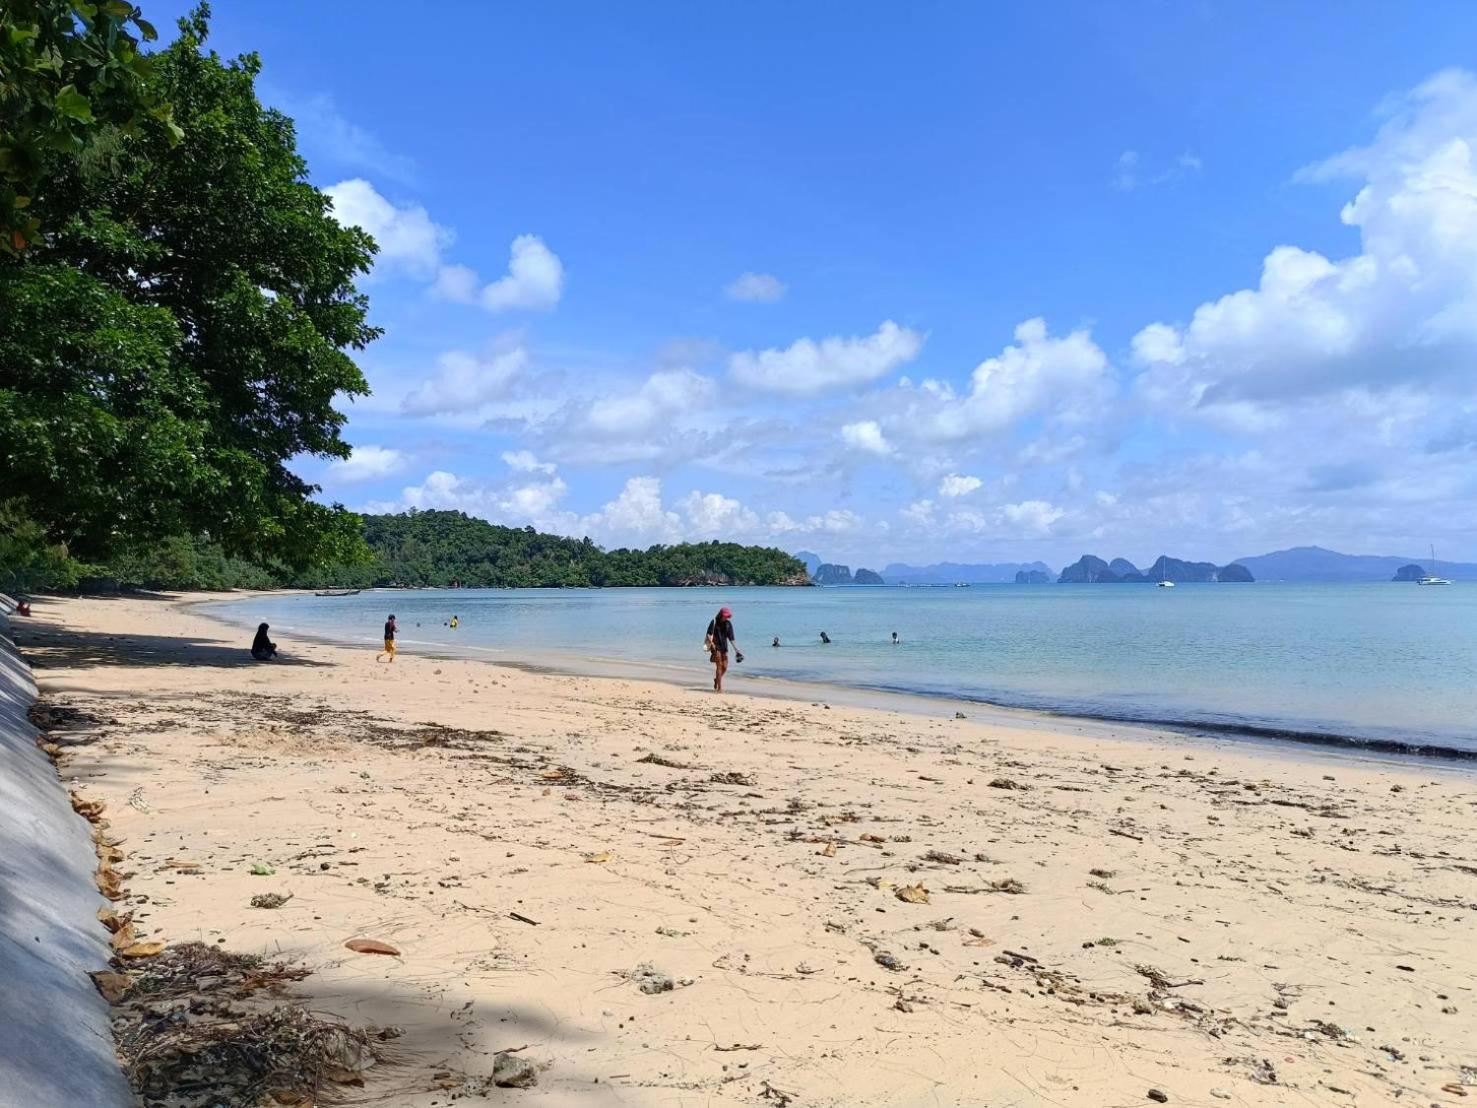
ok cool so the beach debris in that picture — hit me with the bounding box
[585,851,615,864]
[249,863,276,877]
[70,791,106,821]
[1147,1090,1169,1103]
[631,962,674,994]
[714,1042,763,1052]
[636,752,689,769]
[988,777,1031,791]
[923,850,962,865]
[820,840,837,857]
[344,938,401,957]
[872,950,904,971]
[896,883,930,904]
[492,1051,539,1088]
[250,893,293,910]
[89,970,133,1003]
[893,998,914,1013]
[954,712,967,720]
[1088,868,1116,879]
[710,770,755,786]
[509,911,540,926]
[860,833,887,843]
[123,1003,394,1106]
[760,1080,797,1106]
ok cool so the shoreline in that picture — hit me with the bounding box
[197,589,1477,769]
[19,592,1477,1105]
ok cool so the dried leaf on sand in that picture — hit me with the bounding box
[584,851,615,864]
[896,883,930,904]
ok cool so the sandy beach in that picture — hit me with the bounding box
[14,592,1477,1106]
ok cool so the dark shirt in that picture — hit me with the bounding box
[707,617,735,654]
[384,620,395,640]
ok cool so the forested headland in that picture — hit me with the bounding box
[0,6,802,596]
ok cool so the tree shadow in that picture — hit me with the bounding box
[21,626,331,670]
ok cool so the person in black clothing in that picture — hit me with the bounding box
[705,606,742,693]
[819,631,831,644]
[377,614,397,662]
[251,623,277,661]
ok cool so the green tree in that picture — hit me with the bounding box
[0,0,179,251]
[2,6,375,575]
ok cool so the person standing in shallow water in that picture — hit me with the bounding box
[377,614,397,663]
[706,606,742,693]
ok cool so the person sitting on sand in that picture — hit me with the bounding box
[251,623,278,661]
[377,614,397,663]
[706,606,743,693]
[820,631,831,644]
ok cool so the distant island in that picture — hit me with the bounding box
[1234,546,1475,582]
[1058,554,1254,583]
[1014,569,1051,583]
[810,563,886,585]
[882,560,1055,585]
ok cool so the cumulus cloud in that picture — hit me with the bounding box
[729,321,924,395]
[895,318,1112,443]
[938,473,982,497]
[327,444,407,483]
[724,272,787,302]
[580,477,684,547]
[437,235,564,313]
[585,369,715,437]
[840,420,894,456]
[326,178,450,278]
[679,490,762,536]
[402,339,529,415]
[1134,69,1477,418]
[389,468,570,528]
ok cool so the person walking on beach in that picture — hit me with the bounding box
[706,606,742,693]
[377,614,397,662]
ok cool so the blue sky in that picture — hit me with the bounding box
[153,2,1477,568]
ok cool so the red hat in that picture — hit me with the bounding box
[719,607,732,617]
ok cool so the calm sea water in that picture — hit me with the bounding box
[205,584,1477,759]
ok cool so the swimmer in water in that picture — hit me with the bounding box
[819,631,831,644]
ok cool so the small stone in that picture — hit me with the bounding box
[1147,1090,1168,1104]
[492,1051,538,1088]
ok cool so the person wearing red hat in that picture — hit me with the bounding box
[705,605,742,693]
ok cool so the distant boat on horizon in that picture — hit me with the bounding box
[1417,544,1452,586]
[1157,557,1174,588]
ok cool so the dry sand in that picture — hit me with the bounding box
[15,593,1477,1106]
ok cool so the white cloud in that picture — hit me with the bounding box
[483,235,565,312]
[729,321,924,395]
[1134,69,1477,418]
[389,469,570,529]
[1001,499,1066,535]
[897,318,1112,443]
[402,339,529,416]
[840,420,894,456]
[326,444,407,483]
[680,490,762,536]
[325,179,449,278]
[724,272,787,302]
[580,477,683,547]
[938,473,982,497]
[501,449,556,474]
[585,369,715,438]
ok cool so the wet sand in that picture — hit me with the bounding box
[16,593,1477,1106]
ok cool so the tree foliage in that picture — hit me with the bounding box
[0,0,179,251]
[346,511,812,589]
[1,5,375,577]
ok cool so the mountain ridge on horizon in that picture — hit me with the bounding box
[797,545,1477,583]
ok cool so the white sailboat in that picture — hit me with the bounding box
[1157,557,1174,588]
[1417,544,1452,586]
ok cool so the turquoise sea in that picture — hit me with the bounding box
[206,583,1477,760]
